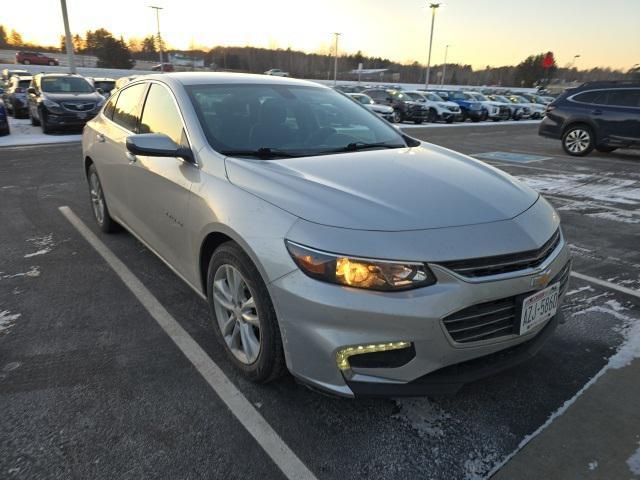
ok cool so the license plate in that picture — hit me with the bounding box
[77,112,87,119]
[520,283,560,334]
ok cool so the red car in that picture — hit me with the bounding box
[151,63,174,72]
[16,51,59,66]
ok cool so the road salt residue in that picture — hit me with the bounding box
[24,233,54,258]
[628,443,640,475]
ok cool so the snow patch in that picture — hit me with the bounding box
[24,233,54,258]
[566,285,594,296]
[1,266,41,279]
[392,398,451,437]
[0,118,81,148]
[588,211,640,225]
[588,460,598,471]
[628,443,640,475]
[0,310,21,335]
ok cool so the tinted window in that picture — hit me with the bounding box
[139,83,186,146]
[41,76,94,93]
[573,91,605,104]
[103,92,118,119]
[604,89,640,107]
[112,83,147,131]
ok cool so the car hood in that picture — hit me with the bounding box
[224,143,539,232]
[42,92,102,102]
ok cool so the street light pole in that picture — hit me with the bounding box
[149,6,164,72]
[424,2,440,90]
[571,54,581,68]
[333,32,341,86]
[59,0,76,74]
[441,44,450,87]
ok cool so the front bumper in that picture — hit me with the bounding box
[45,110,98,128]
[270,233,571,398]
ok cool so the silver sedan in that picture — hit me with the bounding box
[82,73,571,397]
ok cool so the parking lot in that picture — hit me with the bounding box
[1,122,639,479]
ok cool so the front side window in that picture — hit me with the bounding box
[41,76,94,93]
[112,83,147,131]
[139,83,187,147]
[103,93,118,119]
[187,83,408,157]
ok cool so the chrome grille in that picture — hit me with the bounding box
[442,261,571,344]
[438,229,561,278]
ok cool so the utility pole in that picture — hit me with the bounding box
[424,2,440,90]
[333,32,341,86]
[441,44,450,87]
[149,6,164,72]
[59,0,76,74]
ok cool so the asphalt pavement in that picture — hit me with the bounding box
[1,123,638,479]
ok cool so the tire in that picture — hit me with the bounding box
[595,145,617,153]
[40,110,53,134]
[492,117,500,122]
[445,117,454,124]
[23,59,30,65]
[471,116,481,123]
[459,111,468,122]
[414,119,423,125]
[0,125,9,136]
[87,163,118,233]
[427,108,437,123]
[207,242,285,383]
[562,124,595,156]
[48,61,55,66]
[392,110,402,124]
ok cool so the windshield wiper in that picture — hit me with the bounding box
[319,141,407,154]
[220,147,302,159]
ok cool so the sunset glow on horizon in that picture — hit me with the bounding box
[3,0,639,70]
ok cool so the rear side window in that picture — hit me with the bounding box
[572,91,606,104]
[112,83,147,131]
[604,89,640,108]
[139,83,187,147]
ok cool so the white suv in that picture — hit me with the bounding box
[466,92,509,121]
[404,91,462,123]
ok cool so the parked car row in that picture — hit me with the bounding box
[1,71,116,134]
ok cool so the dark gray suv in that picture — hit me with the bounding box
[27,73,105,133]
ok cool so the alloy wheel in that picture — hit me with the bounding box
[212,264,261,364]
[89,172,105,225]
[564,129,591,154]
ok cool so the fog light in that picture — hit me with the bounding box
[336,341,411,371]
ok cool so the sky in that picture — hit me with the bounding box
[3,0,639,70]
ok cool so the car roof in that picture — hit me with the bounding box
[141,72,325,89]
[91,77,116,82]
[576,81,640,90]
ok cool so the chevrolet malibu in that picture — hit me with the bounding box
[82,73,571,397]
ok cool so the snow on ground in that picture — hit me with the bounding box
[0,118,81,147]
[400,119,541,129]
[24,233,55,258]
[628,442,640,475]
[0,310,21,335]
[518,172,640,225]
[1,266,41,279]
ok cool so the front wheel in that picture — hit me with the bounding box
[562,125,594,156]
[48,61,55,66]
[0,125,9,136]
[87,163,118,233]
[23,59,30,65]
[392,110,403,124]
[40,111,53,134]
[427,108,437,123]
[207,242,286,383]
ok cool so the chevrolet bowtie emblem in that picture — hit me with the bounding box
[531,269,552,288]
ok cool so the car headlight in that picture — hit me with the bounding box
[43,99,61,109]
[285,241,436,291]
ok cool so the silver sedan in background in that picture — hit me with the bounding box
[82,73,570,397]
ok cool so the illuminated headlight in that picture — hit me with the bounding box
[285,241,436,291]
[336,341,412,371]
[43,99,61,109]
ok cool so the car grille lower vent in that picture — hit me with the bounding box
[63,102,95,112]
[442,261,570,344]
[438,229,561,278]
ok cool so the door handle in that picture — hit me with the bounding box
[126,151,137,163]
[96,133,105,143]
[592,109,602,115]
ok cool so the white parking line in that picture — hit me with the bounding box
[58,206,318,480]
[570,271,640,300]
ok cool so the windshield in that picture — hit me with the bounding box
[404,92,424,101]
[41,76,94,93]
[492,95,509,102]
[18,79,32,88]
[187,84,408,157]
[473,93,488,101]
[512,96,528,104]
[448,91,465,100]
[391,91,411,101]
[425,93,443,101]
[352,94,373,105]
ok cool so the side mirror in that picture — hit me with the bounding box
[96,87,104,95]
[126,133,194,163]
[27,87,36,95]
